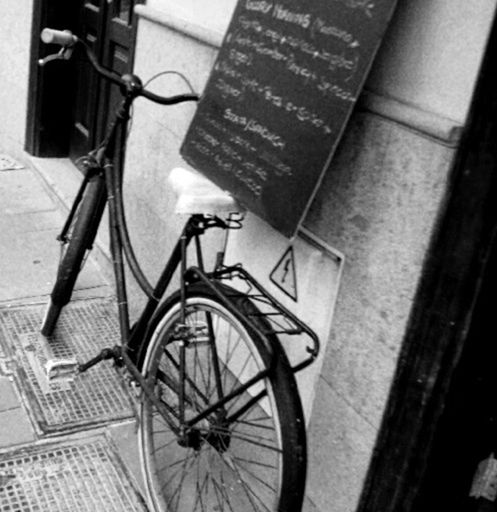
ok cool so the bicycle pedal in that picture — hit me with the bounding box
[45,358,79,383]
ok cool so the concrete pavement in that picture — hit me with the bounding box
[0,155,146,504]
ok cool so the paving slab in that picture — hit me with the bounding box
[0,161,149,505]
[0,227,107,303]
[0,408,35,447]
[0,377,19,411]
[0,168,54,215]
[0,434,148,511]
[0,299,134,436]
[0,368,36,449]
[0,168,111,304]
[108,421,145,497]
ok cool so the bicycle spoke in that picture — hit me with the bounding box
[140,290,305,512]
[237,416,276,430]
[193,458,209,512]
[235,418,277,443]
[199,311,215,401]
[231,456,278,493]
[206,311,227,404]
[165,450,195,510]
[190,337,211,403]
[212,472,235,512]
[150,433,177,455]
[223,352,257,415]
[205,424,280,454]
[162,346,210,406]
[157,453,191,475]
[218,453,268,512]
[157,451,193,487]
[222,326,242,388]
[233,454,278,471]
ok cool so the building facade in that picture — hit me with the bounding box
[1,1,497,510]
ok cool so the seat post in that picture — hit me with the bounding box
[214,213,235,270]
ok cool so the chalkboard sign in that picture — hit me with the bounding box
[181,0,398,237]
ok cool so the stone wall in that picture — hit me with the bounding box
[0,1,34,158]
[125,2,484,510]
[303,111,455,510]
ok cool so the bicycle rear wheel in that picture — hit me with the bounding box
[41,173,106,336]
[139,283,307,512]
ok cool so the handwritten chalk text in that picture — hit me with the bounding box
[272,4,311,29]
[223,108,286,149]
[245,0,273,14]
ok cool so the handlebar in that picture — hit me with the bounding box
[39,28,200,106]
[41,28,78,46]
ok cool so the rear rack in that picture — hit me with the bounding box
[185,264,320,374]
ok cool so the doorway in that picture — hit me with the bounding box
[357,7,497,511]
[26,0,141,160]
[413,237,497,510]
[70,0,140,160]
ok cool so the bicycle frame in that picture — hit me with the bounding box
[96,194,281,432]
[55,51,319,436]
[74,162,318,433]
[63,88,186,347]
[62,86,268,432]
[39,29,314,510]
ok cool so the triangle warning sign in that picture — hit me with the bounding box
[270,246,298,301]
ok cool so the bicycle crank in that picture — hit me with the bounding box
[45,346,121,385]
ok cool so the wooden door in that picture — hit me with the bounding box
[69,0,139,161]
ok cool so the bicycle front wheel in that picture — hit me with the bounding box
[139,283,307,512]
[41,173,106,336]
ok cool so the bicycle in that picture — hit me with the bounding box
[37,28,320,512]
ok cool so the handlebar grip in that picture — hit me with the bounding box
[41,28,77,46]
[141,89,200,105]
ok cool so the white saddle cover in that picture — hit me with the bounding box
[169,167,244,215]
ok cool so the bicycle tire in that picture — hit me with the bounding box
[41,173,106,336]
[139,282,307,512]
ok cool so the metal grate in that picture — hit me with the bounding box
[0,154,24,171]
[0,299,135,434]
[0,435,148,511]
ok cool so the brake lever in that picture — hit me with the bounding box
[38,46,74,67]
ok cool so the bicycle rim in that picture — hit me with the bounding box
[139,289,306,512]
[40,175,106,336]
[58,176,105,273]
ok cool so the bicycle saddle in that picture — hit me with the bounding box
[169,167,245,214]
